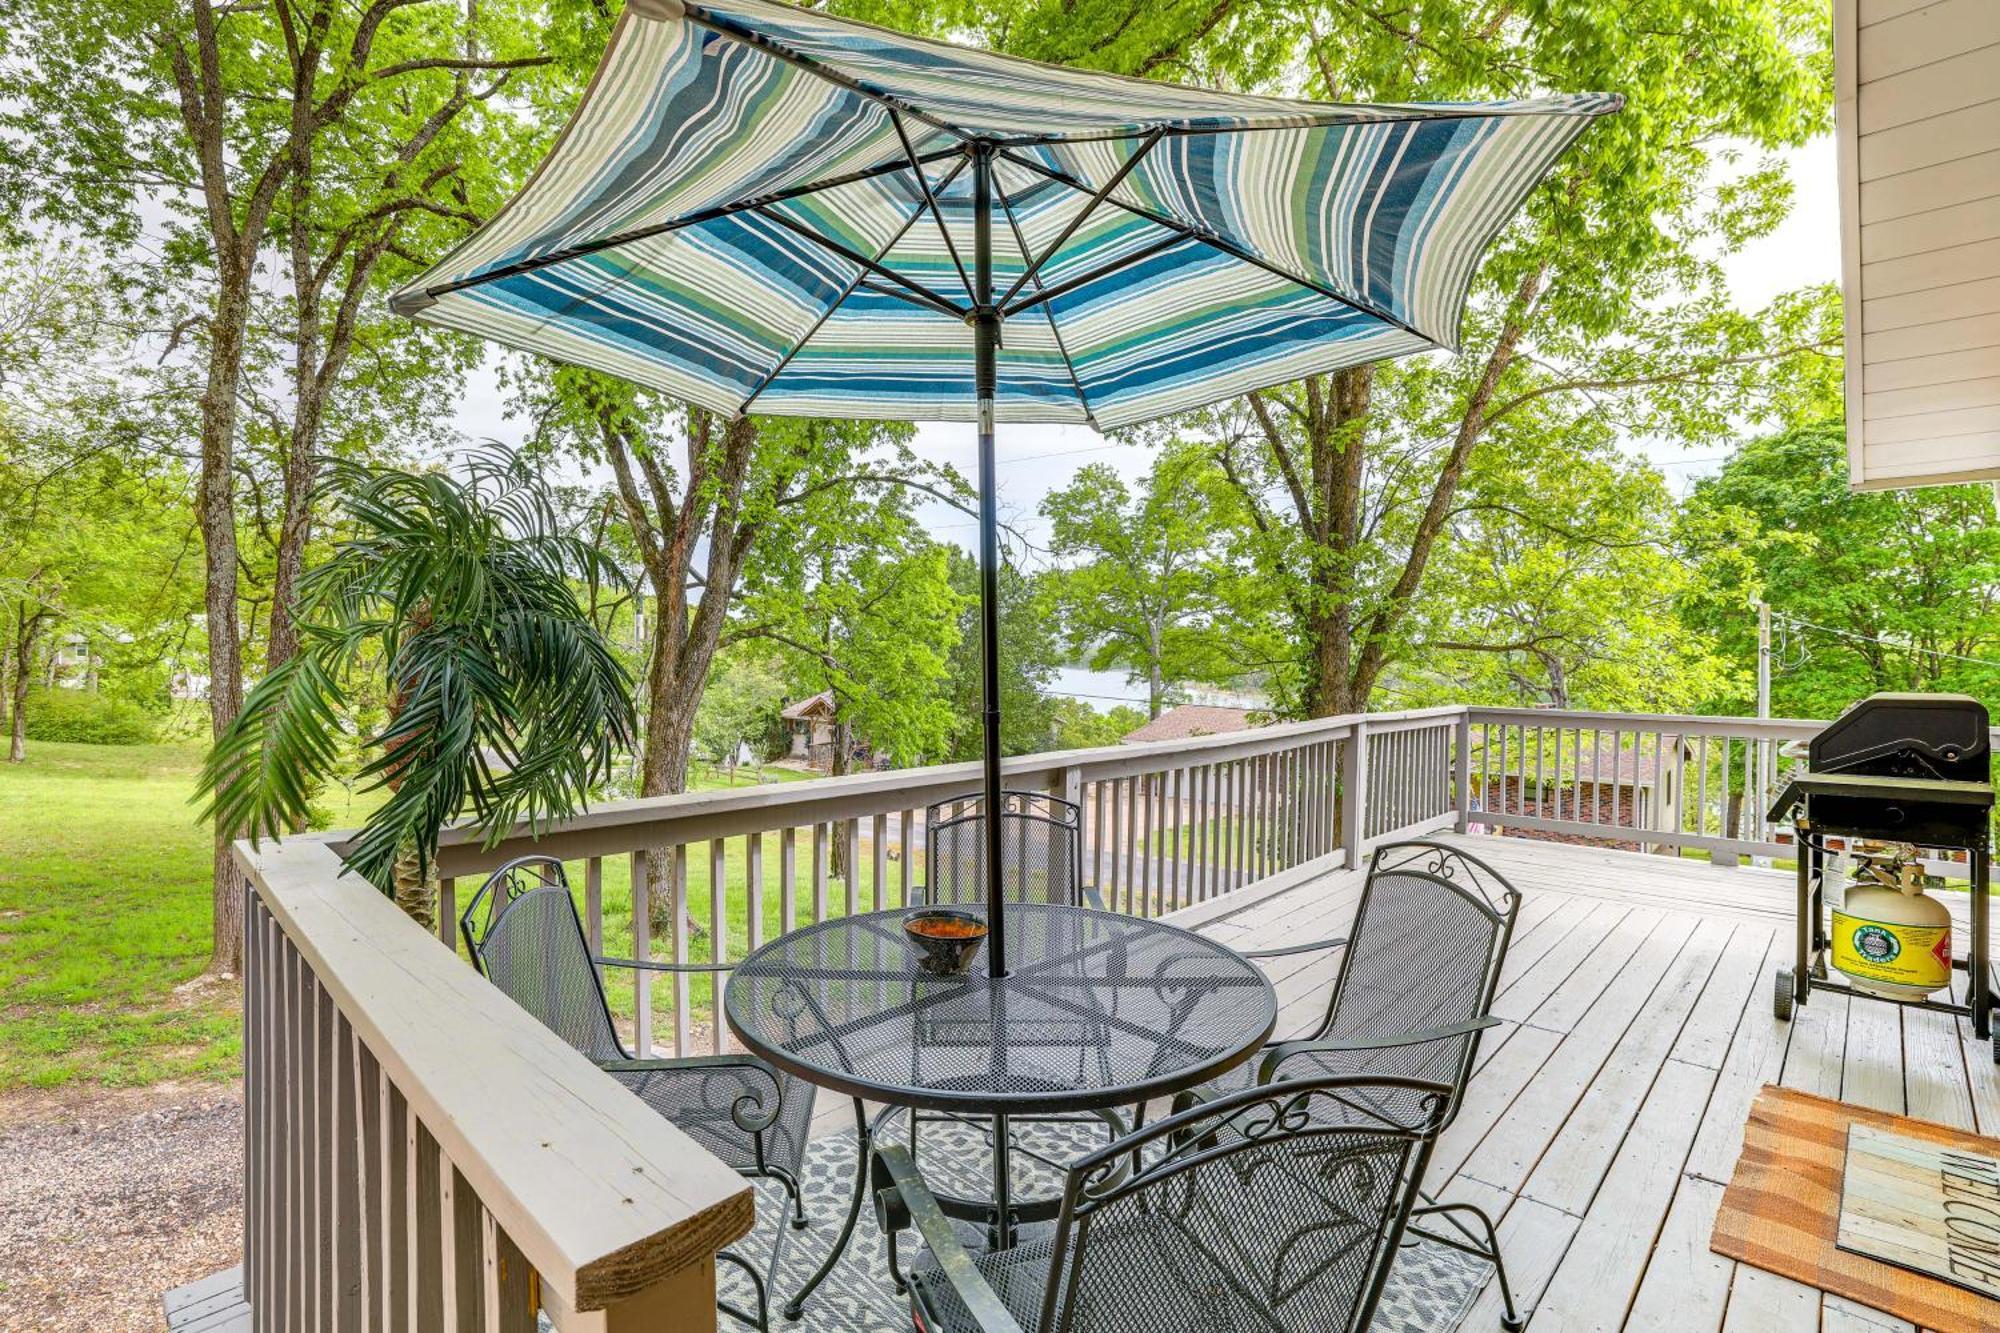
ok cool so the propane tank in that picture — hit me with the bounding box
[1829,842,1954,1001]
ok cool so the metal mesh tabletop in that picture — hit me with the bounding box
[723,905,1277,1115]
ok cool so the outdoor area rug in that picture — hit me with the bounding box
[1713,1084,2000,1333]
[713,1119,1495,1332]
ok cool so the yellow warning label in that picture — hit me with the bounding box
[1830,910,1953,991]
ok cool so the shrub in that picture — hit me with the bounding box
[18,687,158,745]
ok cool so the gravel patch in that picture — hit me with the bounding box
[0,1083,242,1332]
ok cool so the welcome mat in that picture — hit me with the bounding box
[1713,1085,2000,1333]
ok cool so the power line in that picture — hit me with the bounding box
[1772,610,2000,671]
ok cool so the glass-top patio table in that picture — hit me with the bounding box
[723,902,1276,1316]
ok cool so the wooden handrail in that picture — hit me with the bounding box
[239,837,754,1323]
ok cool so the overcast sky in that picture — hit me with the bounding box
[444,137,1842,562]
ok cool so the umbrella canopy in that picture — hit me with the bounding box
[389,0,1617,427]
[390,0,1616,978]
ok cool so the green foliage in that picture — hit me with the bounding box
[1049,697,1147,750]
[941,550,1063,759]
[693,650,788,771]
[1682,422,2000,719]
[19,687,158,745]
[201,449,636,888]
[1041,446,1260,716]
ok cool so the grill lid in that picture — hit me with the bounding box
[1808,692,1990,782]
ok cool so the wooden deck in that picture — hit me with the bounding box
[1186,833,1997,1333]
[176,832,1997,1332]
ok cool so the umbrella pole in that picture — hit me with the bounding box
[972,143,1008,980]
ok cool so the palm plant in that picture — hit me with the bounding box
[202,448,636,926]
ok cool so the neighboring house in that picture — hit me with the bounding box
[779,691,877,771]
[1472,731,1694,853]
[1121,704,1257,745]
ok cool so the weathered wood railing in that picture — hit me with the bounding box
[242,698,1991,1329]
[238,836,753,1331]
[422,707,1464,1060]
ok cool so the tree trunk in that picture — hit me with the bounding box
[6,613,32,763]
[200,260,254,977]
[829,717,853,881]
[391,844,438,934]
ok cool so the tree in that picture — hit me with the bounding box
[201,450,635,925]
[1,0,581,972]
[518,369,962,799]
[1682,422,2000,720]
[940,549,1063,760]
[1093,0,1833,717]
[692,650,787,781]
[735,489,962,777]
[1041,447,1247,718]
[1048,696,1146,750]
[1394,416,1735,712]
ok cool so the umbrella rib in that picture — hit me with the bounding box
[1000,233,1185,317]
[752,204,969,320]
[995,127,1164,311]
[999,149,1444,349]
[993,174,1096,425]
[736,156,971,415]
[891,112,975,302]
[402,149,961,308]
[984,100,1608,149]
[682,1,970,142]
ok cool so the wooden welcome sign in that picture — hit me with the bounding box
[1839,1123,2000,1298]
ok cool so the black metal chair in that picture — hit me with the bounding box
[1174,838,1526,1330]
[913,790,1105,912]
[459,855,814,1332]
[895,790,1119,1251]
[875,1074,1453,1333]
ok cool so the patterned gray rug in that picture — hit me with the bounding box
[716,1118,1496,1332]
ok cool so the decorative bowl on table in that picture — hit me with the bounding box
[903,910,988,976]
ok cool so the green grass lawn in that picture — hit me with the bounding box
[0,740,836,1088]
[0,741,242,1089]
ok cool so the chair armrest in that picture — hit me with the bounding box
[872,1145,1025,1333]
[596,954,736,975]
[1241,935,1347,960]
[1080,884,1107,912]
[1257,1016,1500,1084]
[597,1053,789,1135]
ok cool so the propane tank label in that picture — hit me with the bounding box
[1831,910,1952,991]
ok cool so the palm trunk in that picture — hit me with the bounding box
[392,844,438,934]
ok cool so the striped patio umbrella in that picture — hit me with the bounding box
[390,0,1618,974]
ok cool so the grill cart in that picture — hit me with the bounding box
[1768,694,1997,1059]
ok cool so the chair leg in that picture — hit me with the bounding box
[768,1164,810,1230]
[1408,1200,1523,1332]
[716,1250,769,1332]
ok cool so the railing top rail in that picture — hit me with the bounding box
[239,836,754,1312]
[1464,705,1830,739]
[409,707,1392,875]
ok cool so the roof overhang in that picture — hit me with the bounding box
[1835,0,2000,491]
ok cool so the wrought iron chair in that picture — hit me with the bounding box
[874,1074,1453,1333]
[459,855,814,1332]
[1173,838,1526,1330]
[912,790,1105,912]
[897,791,1118,1246]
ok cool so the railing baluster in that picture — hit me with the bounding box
[631,850,652,1056]
[710,840,726,1055]
[671,844,691,1058]
[780,827,798,932]
[812,823,829,923]
[745,834,764,954]
[584,858,604,983]
[872,813,888,912]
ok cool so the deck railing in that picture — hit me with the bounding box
[249,698,1952,1331]
[415,705,1464,1058]
[236,836,754,1331]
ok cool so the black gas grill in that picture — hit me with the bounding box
[1767,692,1996,1054]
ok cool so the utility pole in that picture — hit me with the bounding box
[1754,599,1772,866]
